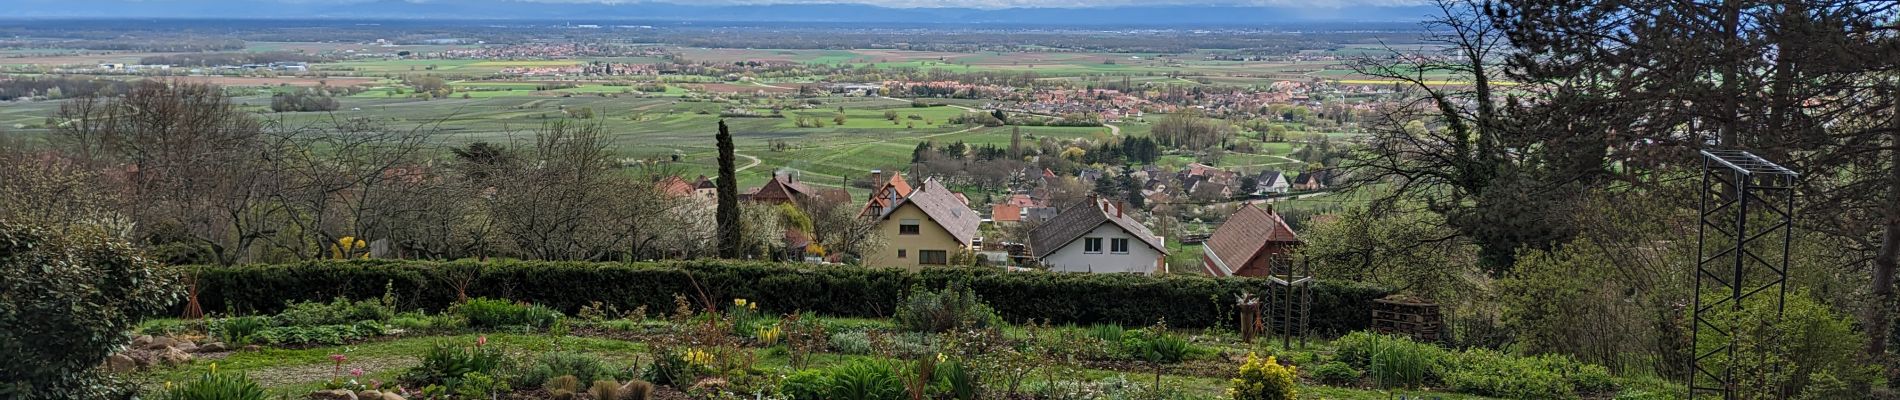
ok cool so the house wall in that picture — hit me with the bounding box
[864,203,969,270]
[1231,242,1299,277]
[1042,223,1165,274]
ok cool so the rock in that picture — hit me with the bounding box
[173,341,198,353]
[356,390,380,399]
[158,347,192,365]
[105,353,138,373]
[242,344,262,352]
[309,389,357,400]
[129,351,157,368]
[197,342,227,353]
[376,393,405,400]
[145,336,176,350]
[132,335,154,348]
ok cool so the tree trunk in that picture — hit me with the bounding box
[1869,97,1900,360]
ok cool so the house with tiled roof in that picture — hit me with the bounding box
[746,172,814,205]
[656,176,697,198]
[1029,196,1169,274]
[860,170,914,217]
[1202,203,1302,277]
[864,179,982,269]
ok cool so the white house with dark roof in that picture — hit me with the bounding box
[1028,196,1170,274]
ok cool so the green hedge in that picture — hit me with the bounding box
[181,260,1387,332]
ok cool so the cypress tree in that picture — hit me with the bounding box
[716,120,741,258]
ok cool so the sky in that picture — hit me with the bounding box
[462,0,1434,8]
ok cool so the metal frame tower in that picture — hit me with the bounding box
[1690,149,1797,399]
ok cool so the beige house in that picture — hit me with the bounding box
[863,179,981,269]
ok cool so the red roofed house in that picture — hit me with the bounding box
[860,170,914,217]
[1202,203,1302,277]
[745,172,814,205]
[655,176,697,198]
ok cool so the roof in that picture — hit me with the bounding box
[992,204,1023,222]
[1204,203,1301,273]
[864,171,916,215]
[878,179,982,245]
[1029,196,1167,258]
[656,176,696,197]
[1257,171,1285,187]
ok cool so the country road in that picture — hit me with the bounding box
[734,152,762,172]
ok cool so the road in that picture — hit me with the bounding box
[734,152,762,172]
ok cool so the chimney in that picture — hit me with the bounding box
[1266,204,1275,215]
[868,169,883,198]
[1116,201,1125,218]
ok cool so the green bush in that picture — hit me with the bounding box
[825,360,904,400]
[1310,361,1360,386]
[829,331,874,355]
[183,260,1387,330]
[1699,290,1875,399]
[273,297,393,327]
[778,369,831,400]
[454,298,560,329]
[208,316,269,346]
[154,371,265,400]
[1331,332,1442,389]
[403,339,509,388]
[1438,349,1569,399]
[1,222,180,399]
[510,351,622,389]
[894,283,1000,333]
[251,321,386,346]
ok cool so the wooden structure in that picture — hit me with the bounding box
[1371,297,1441,342]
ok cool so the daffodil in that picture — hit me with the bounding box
[209,363,218,374]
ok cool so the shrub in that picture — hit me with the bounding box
[779,369,831,400]
[1310,361,1360,386]
[209,316,269,346]
[184,260,1388,330]
[1332,332,1442,389]
[830,331,874,355]
[455,297,560,329]
[251,321,386,346]
[273,297,394,327]
[155,371,266,400]
[825,360,904,400]
[1438,349,1569,399]
[512,351,621,389]
[894,283,1000,333]
[1229,352,1297,400]
[0,222,180,399]
[1700,290,1876,399]
[403,339,509,388]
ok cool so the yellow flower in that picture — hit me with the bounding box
[210,363,218,374]
[748,303,758,310]
[165,381,173,390]
[936,353,947,364]
[734,298,748,307]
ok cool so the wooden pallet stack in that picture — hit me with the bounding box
[1372,298,1441,342]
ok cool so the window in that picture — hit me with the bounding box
[898,249,907,258]
[899,219,921,235]
[919,250,949,265]
[1111,238,1130,254]
[1083,237,1103,254]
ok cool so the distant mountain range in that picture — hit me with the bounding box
[7,0,1435,26]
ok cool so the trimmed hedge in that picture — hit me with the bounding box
[182,260,1387,332]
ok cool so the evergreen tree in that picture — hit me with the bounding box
[716,120,741,259]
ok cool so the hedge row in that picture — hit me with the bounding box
[181,260,1388,333]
